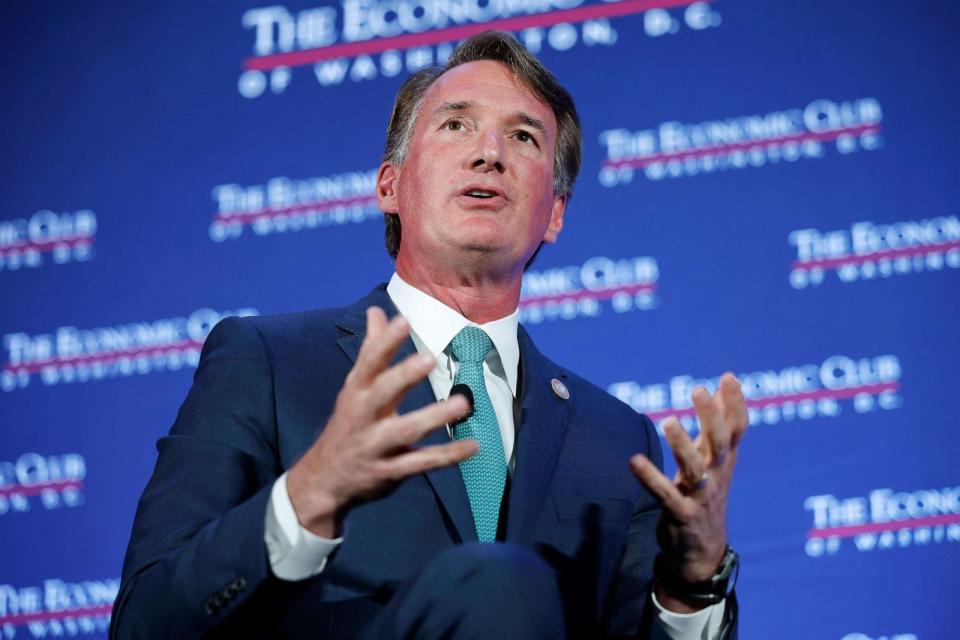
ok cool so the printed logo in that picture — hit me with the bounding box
[608,354,901,434]
[520,255,659,323]
[209,172,380,242]
[237,0,722,96]
[1,308,258,392]
[0,210,96,272]
[805,485,960,558]
[0,453,86,518]
[789,214,960,289]
[599,98,882,186]
[0,578,116,639]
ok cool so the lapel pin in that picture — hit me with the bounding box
[550,378,569,400]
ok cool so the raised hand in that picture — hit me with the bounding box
[287,307,477,538]
[629,372,748,611]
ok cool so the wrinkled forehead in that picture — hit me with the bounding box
[419,60,558,134]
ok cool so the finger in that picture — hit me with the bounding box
[366,306,386,338]
[369,351,437,416]
[351,309,409,386]
[384,439,479,480]
[378,395,471,450]
[692,386,729,467]
[629,454,689,517]
[662,418,707,491]
[719,372,748,448]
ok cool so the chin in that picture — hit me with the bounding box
[446,239,513,266]
[452,240,503,256]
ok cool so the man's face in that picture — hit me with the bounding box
[378,60,566,278]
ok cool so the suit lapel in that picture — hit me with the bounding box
[335,286,478,544]
[505,326,573,547]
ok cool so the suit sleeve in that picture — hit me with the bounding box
[110,316,291,638]
[601,414,739,639]
[601,412,664,637]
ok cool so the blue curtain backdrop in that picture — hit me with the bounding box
[2,2,958,638]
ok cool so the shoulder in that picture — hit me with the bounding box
[521,327,650,428]
[223,307,347,341]
[526,340,665,473]
[206,283,390,354]
[199,307,343,359]
[568,369,646,421]
[524,336,657,445]
[562,365,656,438]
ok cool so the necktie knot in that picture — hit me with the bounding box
[449,326,493,365]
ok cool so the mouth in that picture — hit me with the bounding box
[456,185,508,209]
[458,185,506,200]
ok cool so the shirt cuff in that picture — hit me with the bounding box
[264,471,343,581]
[651,591,726,640]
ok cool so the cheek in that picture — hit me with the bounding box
[398,168,429,209]
[397,167,446,235]
[414,163,446,196]
[524,167,557,215]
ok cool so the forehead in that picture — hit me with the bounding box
[421,60,557,131]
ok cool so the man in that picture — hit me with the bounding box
[112,31,746,639]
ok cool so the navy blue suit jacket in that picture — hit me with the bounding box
[112,285,681,638]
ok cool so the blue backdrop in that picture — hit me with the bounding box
[3,2,959,638]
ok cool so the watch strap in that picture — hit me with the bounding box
[653,545,739,606]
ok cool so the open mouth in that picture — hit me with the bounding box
[464,189,498,199]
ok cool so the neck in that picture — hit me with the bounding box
[395,252,522,324]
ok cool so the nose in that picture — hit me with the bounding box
[469,130,505,174]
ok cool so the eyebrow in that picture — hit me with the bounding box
[434,101,548,136]
[435,101,473,116]
[514,112,547,136]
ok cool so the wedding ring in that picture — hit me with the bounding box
[683,471,710,491]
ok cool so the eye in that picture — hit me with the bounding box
[443,119,465,132]
[514,130,538,146]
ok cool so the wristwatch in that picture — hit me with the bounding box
[653,546,739,606]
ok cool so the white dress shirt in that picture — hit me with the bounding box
[263,273,725,638]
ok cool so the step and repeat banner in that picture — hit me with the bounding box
[2,2,958,638]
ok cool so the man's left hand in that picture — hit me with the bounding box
[629,372,748,612]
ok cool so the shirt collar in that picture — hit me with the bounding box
[386,272,520,396]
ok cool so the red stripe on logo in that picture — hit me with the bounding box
[807,513,960,539]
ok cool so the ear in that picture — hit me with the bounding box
[376,161,399,213]
[541,195,566,243]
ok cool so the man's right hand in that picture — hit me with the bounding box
[287,306,477,538]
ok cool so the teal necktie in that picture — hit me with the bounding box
[449,326,507,542]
